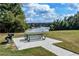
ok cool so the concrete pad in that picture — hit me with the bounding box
[13,37,61,50]
[13,37,78,56]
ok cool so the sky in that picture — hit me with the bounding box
[22,3,79,23]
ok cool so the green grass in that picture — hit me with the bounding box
[45,30,79,54]
[0,45,56,56]
[54,42,79,54]
[0,33,56,56]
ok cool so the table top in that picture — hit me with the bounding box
[25,27,49,35]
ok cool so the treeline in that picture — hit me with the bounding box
[28,23,52,28]
[0,3,28,33]
[50,12,79,30]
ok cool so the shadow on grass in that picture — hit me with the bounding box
[0,41,8,45]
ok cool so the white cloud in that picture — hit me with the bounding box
[68,7,73,11]
[66,14,74,17]
[75,4,79,11]
[71,3,79,11]
[60,3,79,11]
[27,3,50,11]
[62,13,74,19]
[26,10,36,17]
[22,3,57,23]
[22,3,78,23]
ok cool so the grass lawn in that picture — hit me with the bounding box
[45,30,79,54]
[0,33,56,56]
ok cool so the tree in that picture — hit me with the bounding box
[0,3,28,33]
[50,11,79,31]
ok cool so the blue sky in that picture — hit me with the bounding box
[22,3,79,23]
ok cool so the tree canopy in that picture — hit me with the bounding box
[0,3,28,33]
[50,12,79,30]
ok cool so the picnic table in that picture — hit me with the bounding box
[24,27,49,42]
